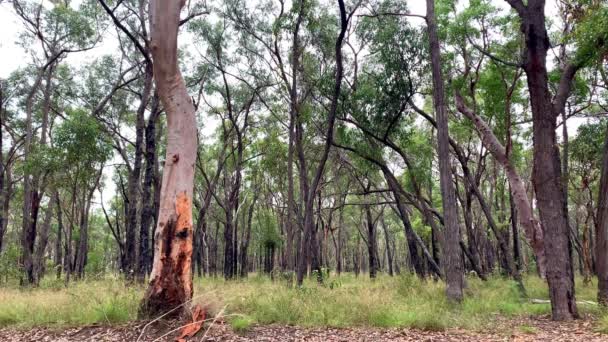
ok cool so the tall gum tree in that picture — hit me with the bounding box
[426,0,464,302]
[140,0,198,317]
[503,0,607,320]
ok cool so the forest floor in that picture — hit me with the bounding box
[0,274,606,341]
[0,315,605,341]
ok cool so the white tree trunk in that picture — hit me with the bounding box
[141,0,198,317]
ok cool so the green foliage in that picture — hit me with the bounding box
[570,120,607,170]
[254,208,282,249]
[572,3,608,66]
[0,245,22,285]
[52,108,112,187]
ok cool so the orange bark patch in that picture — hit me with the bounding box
[139,192,194,318]
[175,191,192,239]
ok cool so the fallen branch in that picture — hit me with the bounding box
[151,313,242,342]
[199,305,227,342]
[530,299,597,305]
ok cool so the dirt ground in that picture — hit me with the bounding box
[0,315,605,341]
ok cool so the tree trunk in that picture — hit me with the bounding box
[140,93,161,279]
[455,94,547,278]
[426,0,464,301]
[382,167,440,278]
[596,121,608,304]
[506,0,578,320]
[296,0,348,286]
[33,196,54,285]
[365,203,378,279]
[239,194,258,278]
[54,191,63,279]
[140,0,198,317]
[381,219,393,277]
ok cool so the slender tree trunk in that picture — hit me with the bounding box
[239,194,258,278]
[364,202,377,279]
[54,191,63,279]
[140,93,161,278]
[596,121,608,304]
[296,0,348,286]
[426,0,464,301]
[381,219,393,276]
[382,167,441,278]
[33,196,54,285]
[140,0,198,317]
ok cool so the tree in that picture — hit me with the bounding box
[504,0,607,320]
[140,0,199,317]
[426,0,464,302]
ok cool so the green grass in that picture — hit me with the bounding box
[0,275,140,328]
[0,273,605,332]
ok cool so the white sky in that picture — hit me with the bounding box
[0,0,590,206]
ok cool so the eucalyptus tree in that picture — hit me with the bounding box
[12,0,100,285]
[140,0,199,317]
[497,0,607,319]
[52,109,112,280]
[570,120,607,283]
[97,0,206,280]
[188,12,272,279]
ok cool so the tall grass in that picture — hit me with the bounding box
[0,276,141,328]
[0,273,604,331]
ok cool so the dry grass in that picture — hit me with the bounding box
[0,273,604,332]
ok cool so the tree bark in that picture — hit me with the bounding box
[131,64,154,280]
[381,219,394,276]
[426,0,464,301]
[364,201,378,279]
[504,0,579,320]
[596,121,608,304]
[455,93,547,277]
[54,191,63,279]
[33,195,54,285]
[239,194,259,277]
[140,93,161,279]
[141,0,198,317]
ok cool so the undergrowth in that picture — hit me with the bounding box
[0,273,604,332]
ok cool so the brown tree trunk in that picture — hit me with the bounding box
[381,219,394,277]
[140,93,161,278]
[505,0,579,320]
[596,121,608,304]
[140,0,198,317]
[426,0,464,301]
[33,196,54,285]
[54,191,63,279]
[364,201,378,279]
[239,194,258,278]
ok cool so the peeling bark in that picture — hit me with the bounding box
[141,0,198,318]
